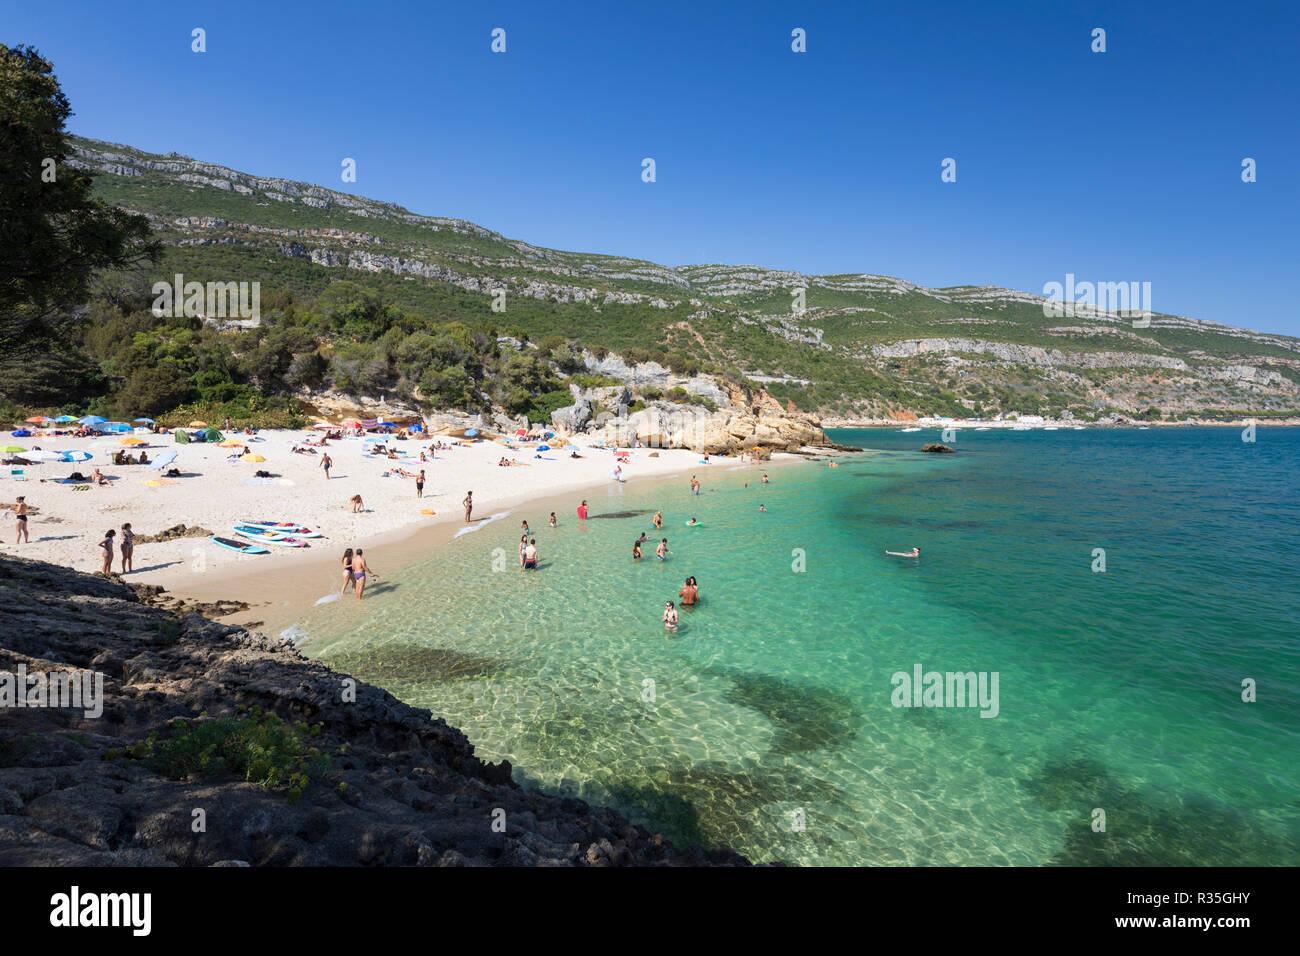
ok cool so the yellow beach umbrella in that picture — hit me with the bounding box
[240,453,266,463]
[219,439,245,447]
[188,420,208,428]
[120,437,147,446]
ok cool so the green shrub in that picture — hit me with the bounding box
[134,706,331,803]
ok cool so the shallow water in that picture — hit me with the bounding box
[295,428,1300,865]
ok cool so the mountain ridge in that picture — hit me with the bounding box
[67,134,1300,421]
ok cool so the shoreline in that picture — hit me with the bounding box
[148,450,812,636]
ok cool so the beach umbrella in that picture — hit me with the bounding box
[1,445,26,453]
[219,439,245,447]
[240,453,266,463]
[149,450,178,470]
[54,415,78,423]
[79,416,106,425]
[25,416,52,424]
[188,420,208,428]
[312,423,337,430]
[24,450,61,462]
[60,450,92,462]
[464,428,479,437]
[133,417,155,424]
[103,422,132,433]
[120,437,147,446]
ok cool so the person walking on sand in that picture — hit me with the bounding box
[415,470,425,499]
[320,453,333,480]
[341,548,355,595]
[98,529,116,574]
[119,522,135,574]
[463,491,473,523]
[350,494,364,513]
[13,496,29,544]
[663,600,678,632]
[656,538,672,561]
[653,510,663,530]
[352,548,376,599]
[577,499,588,520]
[679,577,699,607]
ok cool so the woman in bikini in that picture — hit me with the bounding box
[119,522,135,574]
[13,496,29,544]
[663,600,678,632]
[340,548,354,595]
[653,510,663,530]
[99,528,116,573]
[352,549,376,599]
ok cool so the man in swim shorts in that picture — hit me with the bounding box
[656,538,672,560]
[523,539,538,570]
[679,578,698,607]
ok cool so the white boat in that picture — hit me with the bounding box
[900,427,922,432]
[1072,426,1085,431]
[1043,426,1059,431]
[975,427,990,431]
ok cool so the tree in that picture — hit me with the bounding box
[0,45,159,358]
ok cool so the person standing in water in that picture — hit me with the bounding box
[13,496,29,544]
[761,473,769,484]
[119,522,135,574]
[632,539,643,560]
[690,476,700,496]
[653,510,663,530]
[656,538,672,561]
[548,512,557,528]
[352,548,376,599]
[663,600,678,632]
[462,491,473,523]
[523,538,538,570]
[98,529,116,574]
[340,548,355,595]
[519,534,529,569]
[577,500,588,520]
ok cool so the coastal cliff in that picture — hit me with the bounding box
[0,555,754,866]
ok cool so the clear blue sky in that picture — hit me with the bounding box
[7,0,1299,334]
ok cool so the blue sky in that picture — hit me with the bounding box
[7,0,1299,334]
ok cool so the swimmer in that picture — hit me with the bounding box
[685,517,699,526]
[632,539,643,560]
[886,547,921,557]
[758,504,767,512]
[656,538,672,560]
[663,600,678,632]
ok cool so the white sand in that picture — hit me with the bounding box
[0,429,754,583]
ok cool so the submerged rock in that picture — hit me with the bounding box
[921,443,955,453]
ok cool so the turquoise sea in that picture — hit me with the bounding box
[294,427,1300,865]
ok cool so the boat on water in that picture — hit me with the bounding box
[900,426,922,432]
[1043,426,1059,431]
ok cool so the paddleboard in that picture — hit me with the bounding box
[211,535,269,555]
[239,521,320,536]
[233,528,310,548]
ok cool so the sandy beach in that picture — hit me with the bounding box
[1,428,792,624]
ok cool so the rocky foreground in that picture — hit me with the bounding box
[0,555,753,866]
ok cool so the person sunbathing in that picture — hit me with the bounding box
[91,468,107,486]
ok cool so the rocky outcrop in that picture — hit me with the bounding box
[0,556,756,867]
[921,443,955,453]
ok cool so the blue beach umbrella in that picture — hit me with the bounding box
[60,450,93,462]
[149,450,179,470]
[54,415,78,423]
[79,416,106,425]
[103,422,132,433]
[464,428,479,437]
[133,417,156,424]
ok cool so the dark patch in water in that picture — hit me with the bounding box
[711,670,860,755]
[935,519,986,530]
[601,762,850,855]
[1021,757,1300,866]
[327,644,505,685]
[589,510,653,519]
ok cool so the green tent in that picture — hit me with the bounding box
[202,428,223,442]
[174,429,190,444]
